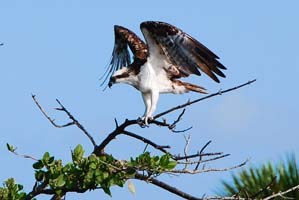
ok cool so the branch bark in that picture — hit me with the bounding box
[134,173,203,200]
[32,95,97,147]
[29,80,258,200]
[153,79,256,119]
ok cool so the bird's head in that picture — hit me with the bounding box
[108,76,116,88]
[108,67,137,88]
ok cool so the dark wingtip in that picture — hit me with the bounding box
[210,73,220,83]
[216,60,227,70]
[214,77,220,83]
[140,21,149,29]
[140,21,155,30]
[140,21,167,30]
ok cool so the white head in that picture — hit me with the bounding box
[108,67,138,88]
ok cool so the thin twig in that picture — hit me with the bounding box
[200,154,231,164]
[195,140,212,170]
[94,119,136,155]
[134,173,203,200]
[32,95,97,147]
[183,134,191,169]
[177,154,230,165]
[175,152,223,161]
[262,185,299,200]
[169,109,186,130]
[95,80,256,155]
[32,94,63,128]
[154,79,256,120]
[8,148,38,161]
[30,80,258,200]
[123,130,171,154]
[170,159,248,174]
[55,99,96,147]
[172,126,193,133]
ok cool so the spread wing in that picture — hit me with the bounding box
[140,21,226,83]
[100,25,148,86]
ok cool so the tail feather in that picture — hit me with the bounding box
[174,80,208,94]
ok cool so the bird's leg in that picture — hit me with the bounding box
[141,92,151,125]
[146,91,159,123]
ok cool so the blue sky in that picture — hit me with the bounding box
[1,1,299,199]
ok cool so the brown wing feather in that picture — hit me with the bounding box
[140,21,226,83]
[100,25,148,86]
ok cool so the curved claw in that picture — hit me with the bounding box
[142,116,153,125]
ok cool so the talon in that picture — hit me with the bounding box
[141,116,153,126]
[137,117,146,128]
[143,116,149,125]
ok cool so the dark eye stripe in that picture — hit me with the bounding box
[115,73,130,79]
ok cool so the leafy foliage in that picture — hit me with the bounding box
[129,152,177,176]
[0,178,28,200]
[219,154,299,199]
[1,144,177,199]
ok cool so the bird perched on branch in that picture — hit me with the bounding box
[101,21,226,124]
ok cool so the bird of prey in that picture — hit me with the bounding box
[101,21,226,124]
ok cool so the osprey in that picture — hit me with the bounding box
[102,21,226,124]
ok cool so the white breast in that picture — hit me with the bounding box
[136,55,173,93]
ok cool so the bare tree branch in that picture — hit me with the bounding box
[93,80,256,155]
[134,172,203,200]
[175,152,225,161]
[177,154,230,166]
[183,134,191,169]
[170,159,249,174]
[32,95,97,147]
[262,185,299,200]
[153,79,256,120]
[32,94,63,128]
[28,80,259,200]
[55,99,97,147]
[8,148,38,161]
[195,140,211,170]
[122,130,171,154]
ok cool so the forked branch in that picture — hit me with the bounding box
[32,95,97,147]
[29,80,259,200]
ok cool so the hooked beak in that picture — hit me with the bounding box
[108,76,116,88]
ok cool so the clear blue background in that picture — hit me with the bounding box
[1,1,298,199]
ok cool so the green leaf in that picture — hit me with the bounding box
[47,156,55,166]
[73,144,84,162]
[153,156,160,164]
[102,172,109,179]
[17,184,23,191]
[42,152,50,162]
[35,171,44,181]
[86,171,94,180]
[126,167,136,176]
[33,160,44,169]
[55,189,62,195]
[106,154,114,162]
[89,162,97,169]
[88,154,97,162]
[6,143,15,152]
[56,174,66,187]
[95,174,103,184]
[165,160,177,170]
[102,186,112,196]
[159,154,170,167]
